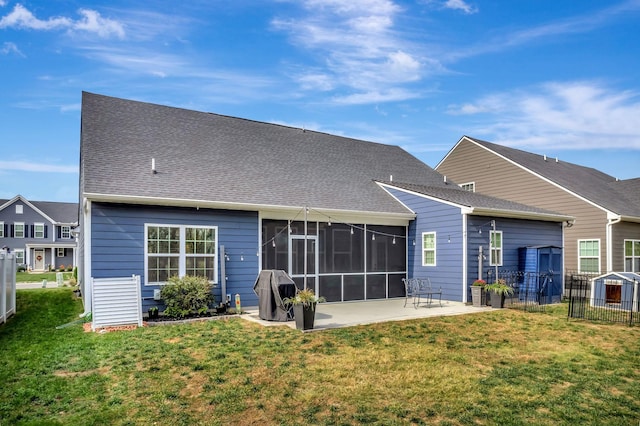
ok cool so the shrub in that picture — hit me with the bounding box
[17,264,27,272]
[58,264,65,272]
[65,265,72,272]
[160,275,214,318]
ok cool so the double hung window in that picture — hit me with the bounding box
[146,224,217,284]
[422,232,436,266]
[578,240,600,273]
[490,230,503,266]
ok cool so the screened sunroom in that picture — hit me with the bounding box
[261,219,407,302]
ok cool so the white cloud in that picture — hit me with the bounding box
[446,1,640,61]
[0,4,124,38]
[0,0,7,7]
[0,161,77,173]
[1,41,23,56]
[74,9,125,38]
[447,81,640,149]
[272,0,438,104]
[443,0,477,14]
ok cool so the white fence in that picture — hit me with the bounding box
[91,275,142,331]
[0,253,17,324]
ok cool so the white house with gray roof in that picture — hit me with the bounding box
[78,92,572,314]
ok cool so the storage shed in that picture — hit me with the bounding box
[590,272,640,311]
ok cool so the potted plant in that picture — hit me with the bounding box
[148,306,159,319]
[284,288,325,330]
[485,279,514,308]
[470,279,486,307]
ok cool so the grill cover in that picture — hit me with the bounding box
[253,270,297,321]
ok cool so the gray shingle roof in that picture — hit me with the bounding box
[80,92,451,215]
[31,201,78,224]
[380,181,571,221]
[466,137,640,219]
[0,196,77,224]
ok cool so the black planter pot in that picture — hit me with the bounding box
[490,292,505,308]
[148,309,159,319]
[293,303,316,330]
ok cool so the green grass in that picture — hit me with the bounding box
[16,271,73,283]
[1,289,639,425]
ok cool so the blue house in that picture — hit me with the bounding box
[0,195,78,271]
[78,92,572,314]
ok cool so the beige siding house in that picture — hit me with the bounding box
[436,136,640,275]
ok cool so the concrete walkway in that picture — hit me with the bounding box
[243,298,492,331]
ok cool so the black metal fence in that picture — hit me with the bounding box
[484,270,557,312]
[566,271,640,326]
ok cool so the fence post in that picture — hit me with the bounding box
[632,279,639,327]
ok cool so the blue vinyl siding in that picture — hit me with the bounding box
[386,188,465,301]
[91,203,260,308]
[466,216,563,289]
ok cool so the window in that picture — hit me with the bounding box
[14,249,24,265]
[624,240,640,273]
[422,232,436,266]
[14,222,25,238]
[61,226,71,239]
[145,224,217,285]
[57,248,66,257]
[490,230,503,266]
[16,204,23,214]
[578,240,600,273]
[459,182,475,192]
[0,222,3,238]
[34,223,45,239]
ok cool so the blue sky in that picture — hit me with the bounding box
[1,0,639,203]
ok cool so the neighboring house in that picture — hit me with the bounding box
[78,93,571,312]
[435,136,640,275]
[0,195,78,271]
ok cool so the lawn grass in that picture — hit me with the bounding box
[16,271,73,283]
[1,289,639,425]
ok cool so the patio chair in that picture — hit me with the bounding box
[414,277,443,308]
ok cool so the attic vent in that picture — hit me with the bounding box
[389,175,393,182]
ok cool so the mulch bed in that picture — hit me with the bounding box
[83,310,240,333]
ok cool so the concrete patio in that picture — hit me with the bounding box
[243,298,492,331]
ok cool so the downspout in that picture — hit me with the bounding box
[606,216,622,273]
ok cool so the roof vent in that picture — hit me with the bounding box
[151,158,157,174]
[555,157,559,163]
[444,175,447,183]
[543,154,547,161]
[389,174,393,182]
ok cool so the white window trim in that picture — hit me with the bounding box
[459,182,475,192]
[624,239,640,273]
[34,222,45,239]
[14,222,25,239]
[144,223,218,286]
[61,225,71,239]
[57,248,65,257]
[422,231,436,267]
[0,221,3,238]
[14,249,24,264]
[578,239,601,274]
[489,230,503,266]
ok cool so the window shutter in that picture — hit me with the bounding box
[30,225,34,238]
[44,226,48,239]
[57,226,61,239]
[3,224,7,236]
[10,225,14,238]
